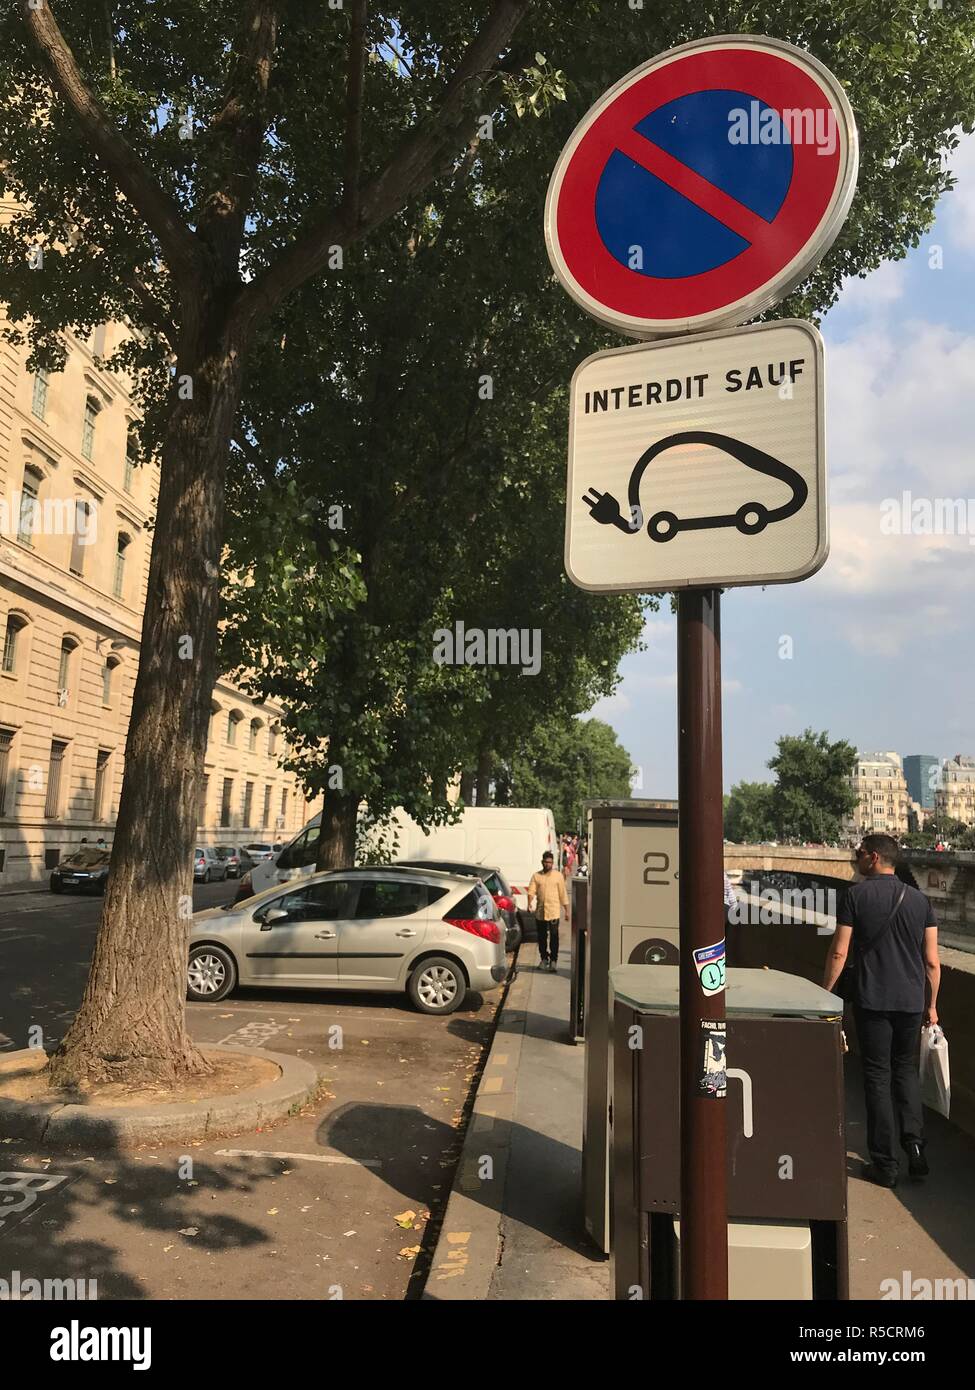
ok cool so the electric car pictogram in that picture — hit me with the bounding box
[582,430,808,543]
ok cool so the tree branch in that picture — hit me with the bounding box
[234,0,530,335]
[126,271,178,352]
[21,0,202,296]
[342,0,369,227]
[198,0,280,269]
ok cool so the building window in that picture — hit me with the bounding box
[197,774,209,827]
[124,432,137,492]
[93,749,111,820]
[69,499,92,576]
[280,788,288,821]
[81,396,100,461]
[220,777,233,828]
[243,781,254,826]
[113,533,131,599]
[262,784,272,828]
[268,725,279,757]
[31,369,50,421]
[17,468,42,545]
[56,638,77,704]
[102,657,119,707]
[2,615,26,675]
[249,719,261,753]
[45,740,67,818]
[227,710,243,746]
[0,729,12,816]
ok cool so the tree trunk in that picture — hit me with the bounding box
[48,326,243,1089]
[315,789,358,870]
[475,748,493,806]
[459,770,475,805]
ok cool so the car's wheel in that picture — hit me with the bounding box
[187,944,237,1003]
[50,877,63,894]
[735,501,769,535]
[647,509,680,542]
[408,957,466,1015]
[204,866,213,883]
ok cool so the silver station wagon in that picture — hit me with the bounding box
[187,866,508,1015]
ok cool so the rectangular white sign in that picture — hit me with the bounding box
[565,320,826,592]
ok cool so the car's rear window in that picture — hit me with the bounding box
[246,844,272,852]
[448,886,494,921]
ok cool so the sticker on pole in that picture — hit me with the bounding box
[693,940,726,996]
[544,35,858,338]
[565,318,825,593]
[698,1021,727,1099]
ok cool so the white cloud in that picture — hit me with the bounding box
[838,259,907,314]
[940,131,975,255]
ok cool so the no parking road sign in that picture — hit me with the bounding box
[565,320,825,592]
[545,35,858,337]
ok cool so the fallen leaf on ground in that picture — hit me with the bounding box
[398,1246,421,1258]
[179,1227,199,1237]
[394,1210,416,1228]
[267,1208,279,1215]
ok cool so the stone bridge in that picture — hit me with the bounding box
[724,843,975,941]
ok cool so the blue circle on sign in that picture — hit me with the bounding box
[595,89,794,279]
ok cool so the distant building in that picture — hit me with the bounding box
[0,288,310,886]
[904,753,939,810]
[847,752,910,837]
[934,755,975,828]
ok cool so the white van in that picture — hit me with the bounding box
[244,805,558,934]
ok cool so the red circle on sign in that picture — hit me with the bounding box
[546,39,856,336]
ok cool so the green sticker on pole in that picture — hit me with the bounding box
[693,939,726,996]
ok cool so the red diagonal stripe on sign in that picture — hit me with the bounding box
[614,128,775,247]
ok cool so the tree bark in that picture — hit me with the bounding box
[48,325,243,1089]
[475,748,493,806]
[315,789,358,870]
[459,770,475,805]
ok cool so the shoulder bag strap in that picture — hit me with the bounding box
[856,883,907,961]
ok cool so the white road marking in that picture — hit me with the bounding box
[214,1149,382,1168]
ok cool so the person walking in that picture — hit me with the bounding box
[823,833,941,1188]
[528,850,568,972]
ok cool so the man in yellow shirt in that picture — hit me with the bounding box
[527,851,569,972]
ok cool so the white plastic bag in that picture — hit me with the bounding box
[919,1024,950,1118]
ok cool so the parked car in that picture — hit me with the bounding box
[194,846,229,883]
[188,866,508,1015]
[245,806,557,944]
[398,860,521,950]
[50,847,111,894]
[214,845,254,879]
[244,843,276,863]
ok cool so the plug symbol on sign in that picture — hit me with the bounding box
[582,430,808,542]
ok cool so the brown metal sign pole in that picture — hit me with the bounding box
[677,587,728,1299]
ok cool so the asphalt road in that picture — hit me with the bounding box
[0,882,507,1300]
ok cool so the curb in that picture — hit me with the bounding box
[0,1045,320,1151]
[422,957,533,1299]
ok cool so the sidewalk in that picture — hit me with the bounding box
[427,945,975,1302]
[425,942,609,1300]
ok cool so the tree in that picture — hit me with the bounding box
[724,781,775,843]
[767,729,857,842]
[0,1,543,1087]
[499,716,635,830]
[2,1,973,1085]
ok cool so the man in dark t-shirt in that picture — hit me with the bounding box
[824,833,940,1188]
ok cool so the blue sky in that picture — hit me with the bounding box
[589,134,975,797]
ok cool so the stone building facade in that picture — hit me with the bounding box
[847,750,910,837]
[934,755,975,828]
[0,310,309,887]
